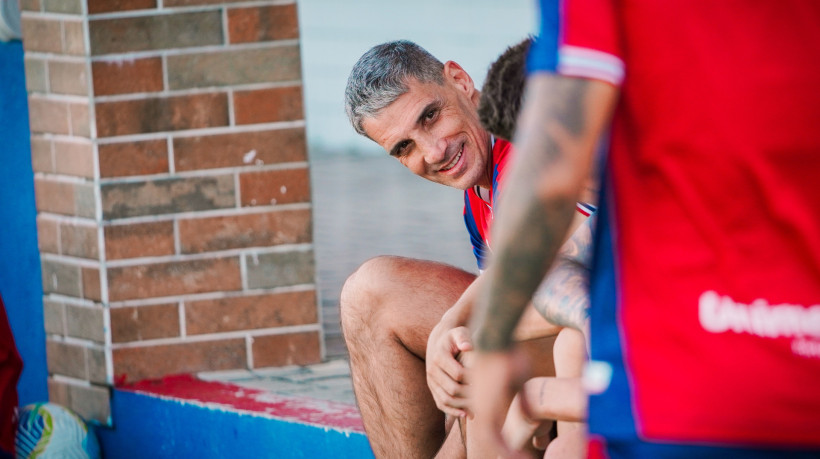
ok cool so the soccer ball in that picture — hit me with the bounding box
[15,403,100,459]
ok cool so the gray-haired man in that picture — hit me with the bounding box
[341,40,591,458]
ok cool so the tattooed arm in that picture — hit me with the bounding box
[532,213,595,336]
[472,74,616,352]
[466,75,617,457]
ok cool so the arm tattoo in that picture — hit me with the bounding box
[473,76,599,352]
[532,256,590,332]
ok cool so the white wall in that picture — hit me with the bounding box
[298,0,536,155]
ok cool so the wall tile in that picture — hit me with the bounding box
[95,93,228,137]
[92,58,164,96]
[239,167,310,207]
[167,45,301,89]
[89,11,222,55]
[245,250,314,289]
[252,331,320,368]
[110,303,180,343]
[233,85,303,125]
[178,208,311,253]
[101,175,235,219]
[104,221,175,260]
[227,4,299,44]
[98,139,168,178]
[185,290,318,335]
[173,128,306,172]
[107,257,241,301]
[113,338,246,382]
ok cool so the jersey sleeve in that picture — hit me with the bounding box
[528,0,625,86]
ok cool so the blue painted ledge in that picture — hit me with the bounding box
[95,375,374,458]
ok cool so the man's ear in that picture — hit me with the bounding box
[443,61,476,97]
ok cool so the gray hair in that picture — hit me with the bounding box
[345,40,445,137]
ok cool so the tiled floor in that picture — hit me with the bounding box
[206,152,479,404]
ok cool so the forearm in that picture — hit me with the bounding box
[472,75,617,352]
[525,377,587,423]
[533,256,590,336]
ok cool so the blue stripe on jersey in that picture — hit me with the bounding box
[604,439,820,458]
[527,0,561,74]
[463,192,489,270]
[588,182,639,440]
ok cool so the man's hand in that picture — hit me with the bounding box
[426,319,473,418]
[469,347,532,459]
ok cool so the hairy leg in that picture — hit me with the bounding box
[544,328,588,459]
[340,256,476,458]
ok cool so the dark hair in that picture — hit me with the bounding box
[478,37,532,141]
[345,40,445,137]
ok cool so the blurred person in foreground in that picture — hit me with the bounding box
[342,40,595,458]
[470,1,820,458]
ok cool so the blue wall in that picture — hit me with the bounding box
[0,40,48,405]
[96,390,375,458]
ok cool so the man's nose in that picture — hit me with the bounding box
[422,136,447,165]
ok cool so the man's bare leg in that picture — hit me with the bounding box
[340,256,476,458]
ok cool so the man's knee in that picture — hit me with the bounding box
[340,256,405,335]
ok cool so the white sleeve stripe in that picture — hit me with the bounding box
[558,45,624,85]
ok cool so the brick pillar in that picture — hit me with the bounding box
[20,0,320,424]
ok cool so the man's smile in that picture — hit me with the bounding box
[439,144,464,173]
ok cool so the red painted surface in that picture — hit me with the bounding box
[120,374,365,433]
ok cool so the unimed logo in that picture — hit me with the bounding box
[698,290,820,358]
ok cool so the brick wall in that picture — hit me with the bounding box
[21,0,320,424]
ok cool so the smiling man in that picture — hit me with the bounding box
[341,40,592,458]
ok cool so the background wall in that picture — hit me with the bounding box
[298,0,536,155]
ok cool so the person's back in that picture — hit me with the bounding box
[550,0,820,451]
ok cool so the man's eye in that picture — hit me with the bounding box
[397,140,410,154]
[424,109,436,120]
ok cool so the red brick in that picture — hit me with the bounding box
[35,177,75,215]
[101,175,235,219]
[99,139,168,178]
[69,102,91,137]
[234,86,303,125]
[174,128,306,172]
[31,136,53,174]
[60,223,98,259]
[47,378,69,406]
[92,58,164,96]
[24,57,47,93]
[82,267,102,301]
[44,0,82,14]
[239,167,310,207]
[43,300,65,335]
[88,0,157,14]
[54,140,94,178]
[228,4,299,44]
[95,93,229,137]
[252,331,321,368]
[63,20,86,56]
[165,0,248,6]
[35,178,95,218]
[89,11,222,55]
[107,257,241,301]
[49,60,88,96]
[46,339,87,379]
[167,46,301,89]
[110,303,180,343]
[21,17,62,54]
[179,209,311,253]
[20,0,42,11]
[28,97,69,135]
[65,304,105,342]
[113,338,246,383]
[186,291,317,335]
[105,221,175,260]
[37,216,59,254]
[244,250,314,289]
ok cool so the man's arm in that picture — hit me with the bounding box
[472,74,616,352]
[467,74,618,458]
[532,213,596,336]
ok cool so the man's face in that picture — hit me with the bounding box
[362,63,493,190]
